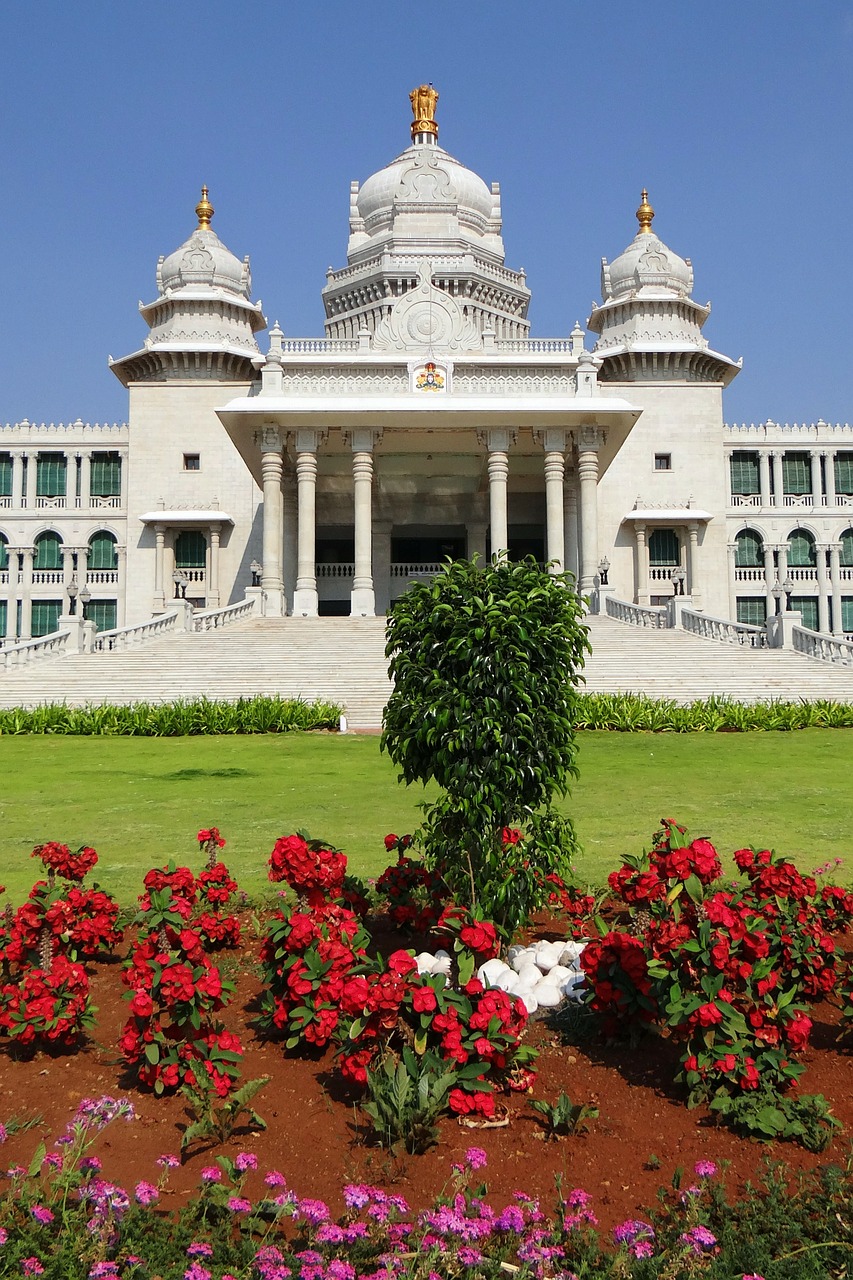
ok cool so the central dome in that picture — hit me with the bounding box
[355,142,496,228]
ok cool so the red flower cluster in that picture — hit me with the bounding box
[374,853,447,933]
[268,833,347,899]
[580,932,656,1037]
[435,904,501,961]
[0,955,93,1047]
[542,873,596,937]
[139,854,241,952]
[32,842,99,882]
[608,819,722,909]
[197,827,226,850]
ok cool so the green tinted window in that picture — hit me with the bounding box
[36,453,67,498]
[174,530,206,568]
[787,529,816,567]
[90,453,122,498]
[31,600,62,637]
[735,530,763,567]
[648,528,679,566]
[730,452,759,495]
[89,531,117,570]
[736,597,766,626]
[33,532,63,570]
[782,453,811,495]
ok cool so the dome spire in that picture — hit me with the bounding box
[636,188,654,234]
[195,185,214,230]
[409,84,439,141]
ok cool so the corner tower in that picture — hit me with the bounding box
[322,87,531,346]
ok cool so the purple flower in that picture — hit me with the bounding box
[227,1196,252,1213]
[631,1240,654,1258]
[235,1151,258,1172]
[464,1146,488,1170]
[6,1165,26,1179]
[315,1224,345,1244]
[187,1243,213,1258]
[296,1197,330,1224]
[694,1159,718,1178]
[183,1264,211,1280]
[30,1206,55,1226]
[326,1264,356,1280]
[89,1265,120,1279]
[343,1183,371,1209]
[200,1167,221,1183]
[681,1225,718,1254]
[0,1227,6,1245]
[80,1157,103,1173]
[496,1205,526,1233]
[0,1125,7,1144]
[157,1154,180,1169]
[265,1170,287,1188]
[457,1247,484,1265]
[22,1261,45,1277]
[342,1223,369,1243]
[42,1153,62,1169]
[134,1181,159,1206]
[613,1219,655,1246]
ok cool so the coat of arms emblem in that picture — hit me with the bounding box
[414,361,445,392]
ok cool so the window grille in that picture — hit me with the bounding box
[790,596,818,631]
[36,453,67,498]
[87,599,117,632]
[729,452,759,495]
[0,535,7,570]
[834,453,853,496]
[736,597,766,626]
[0,454,12,498]
[31,600,62,637]
[735,530,763,567]
[88,531,117,570]
[782,453,811,495]
[33,532,63,570]
[90,453,122,497]
[174,530,207,568]
[841,597,853,632]
[787,529,816,567]
[840,528,853,567]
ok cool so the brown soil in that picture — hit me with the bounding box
[1,922,851,1235]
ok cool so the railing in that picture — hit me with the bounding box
[734,567,765,582]
[84,495,123,509]
[192,598,257,632]
[316,563,355,579]
[605,596,668,628]
[390,562,444,579]
[648,566,676,581]
[93,611,179,652]
[0,570,7,586]
[1,629,71,670]
[86,569,119,585]
[280,339,360,354]
[681,608,768,648]
[792,625,853,665]
[494,339,574,353]
[787,567,817,581]
[35,495,67,509]
[840,567,853,580]
[783,493,814,507]
[0,496,12,509]
[729,493,762,507]
[180,568,205,584]
[32,570,65,585]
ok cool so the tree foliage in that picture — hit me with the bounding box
[381,558,590,933]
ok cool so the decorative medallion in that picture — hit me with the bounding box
[413,360,445,392]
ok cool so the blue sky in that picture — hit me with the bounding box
[1,1,851,425]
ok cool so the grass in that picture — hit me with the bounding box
[1,730,851,906]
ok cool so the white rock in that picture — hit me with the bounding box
[561,941,587,967]
[415,952,436,976]
[513,969,541,995]
[494,970,520,994]
[520,991,539,1014]
[511,946,537,974]
[431,952,452,977]
[547,964,573,985]
[507,944,526,965]
[534,940,566,972]
[532,982,562,1007]
[479,958,510,987]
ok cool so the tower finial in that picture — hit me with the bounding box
[636,188,654,234]
[409,84,439,140]
[196,185,214,230]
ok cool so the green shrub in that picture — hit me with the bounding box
[0,695,342,736]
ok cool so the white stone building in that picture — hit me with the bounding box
[3,87,853,643]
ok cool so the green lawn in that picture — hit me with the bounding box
[1,730,850,906]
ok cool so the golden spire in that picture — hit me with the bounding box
[409,84,439,140]
[195,185,214,230]
[636,188,654,234]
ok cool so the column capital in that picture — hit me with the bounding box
[258,425,283,454]
[292,428,327,454]
[533,428,568,453]
[343,428,382,452]
[477,428,517,452]
[574,424,604,452]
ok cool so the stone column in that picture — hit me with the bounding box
[481,429,514,560]
[775,541,789,584]
[19,547,33,639]
[77,545,89,601]
[282,472,298,613]
[116,546,127,626]
[727,542,738,620]
[809,452,821,505]
[78,450,92,510]
[771,451,784,507]
[687,521,702,608]
[635,523,649,605]
[293,429,325,617]
[759,451,771,508]
[11,451,25,508]
[763,541,776,610]
[119,451,129,509]
[259,427,284,617]
[816,543,830,634]
[372,520,392,616]
[467,520,487,565]
[153,523,166,611]
[209,523,221,609]
[829,541,843,635]
[824,450,837,507]
[575,426,602,595]
[24,452,36,509]
[346,428,380,616]
[536,429,567,573]
[563,470,579,582]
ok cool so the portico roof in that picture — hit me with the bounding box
[623,508,713,523]
[139,510,234,525]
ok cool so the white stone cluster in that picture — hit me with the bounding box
[414,939,587,1016]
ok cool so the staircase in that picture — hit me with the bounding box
[0,613,851,731]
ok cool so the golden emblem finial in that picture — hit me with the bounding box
[195,185,214,230]
[636,188,654,234]
[409,84,439,140]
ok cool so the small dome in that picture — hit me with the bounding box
[356,142,495,230]
[158,188,251,299]
[601,190,693,301]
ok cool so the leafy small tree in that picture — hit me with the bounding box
[382,557,590,935]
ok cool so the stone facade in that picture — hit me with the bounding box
[2,93,853,641]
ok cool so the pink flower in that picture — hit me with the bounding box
[694,1159,718,1178]
[134,1181,159,1206]
[200,1166,222,1183]
[235,1152,258,1172]
[22,1261,45,1277]
[227,1196,252,1213]
[464,1146,488,1170]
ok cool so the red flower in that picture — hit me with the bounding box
[384,834,398,851]
[459,921,499,957]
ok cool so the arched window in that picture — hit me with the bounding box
[174,530,207,569]
[787,528,816,567]
[648,528,680,566]
[735,529,763,567]
[89,530,117,570]
[33,530,63,570]
[0,533,8,571]
[840,528,853,567]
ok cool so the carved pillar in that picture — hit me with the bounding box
[727,542,738,620]
[758,451,771,508]
[293,429,325,617]
[259,427,284,617]
[829,541,842,635]
[635,523,649,605]
[481,429,514,560]
[575,426,602,595]
[19,548,33,639]
[346,428,381,616]
[153,523,166,611]
[282,472,297,613]
[24,453,36,509]
[816,543,830,633]
[687,522,701,608]
[771,452,784,507]
[11,451,25,508]
[78,450,92,510]
[763,541,775,609]
[809,452,821,504]
[563,469,579,582]
[775,541,789,583]
[119,450,129,509]
[824,450,836,507]
[536,429,567,573]
[209,524,221,609]
[116,546,127,626]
